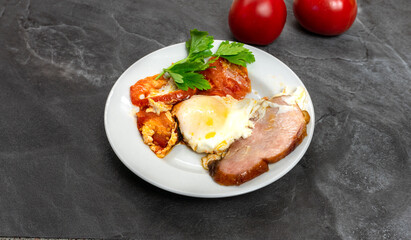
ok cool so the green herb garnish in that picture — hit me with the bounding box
[156,29,214,91]
[213,40,255,67]
[156,29,255,91]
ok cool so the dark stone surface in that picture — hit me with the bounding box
[0,0,410,239]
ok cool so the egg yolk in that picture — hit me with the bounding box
[187,97,227,129]
[175,96,230,141]
[205,132,216,139]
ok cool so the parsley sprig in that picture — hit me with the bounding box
[156,29,255,91]
[213,41,255,67]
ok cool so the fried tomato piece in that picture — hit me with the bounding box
[200,57,251,100]
[136,107,179,158]
[130,74,196,107]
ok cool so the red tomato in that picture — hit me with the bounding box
[229,0,287,45]
[293,0,357,36]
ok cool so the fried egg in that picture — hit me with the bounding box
[174,95,259,154]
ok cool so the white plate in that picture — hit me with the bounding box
[104,40,315,198]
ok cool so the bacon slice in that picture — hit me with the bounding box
[200,57,251,100]
[209,96,309,185]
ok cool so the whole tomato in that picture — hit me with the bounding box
[293,0,357,36]
[229,0,287,45]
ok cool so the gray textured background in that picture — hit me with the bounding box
[0,0,410,239]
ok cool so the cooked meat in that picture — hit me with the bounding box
[200,57,251,100]
[209,95,309,185]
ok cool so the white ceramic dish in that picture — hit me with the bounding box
[104,40,315,198]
